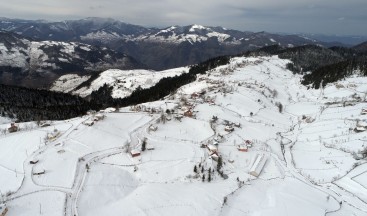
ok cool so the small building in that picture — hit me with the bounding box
[184,110,194,117]
[149,125,158,131]
[174,114,184,121]
[191,92,200,99]
[207,144,218,153]
[8,122,18,133]
[361,108,367,115]
[94,113,105,121]
[104,107,116,113]
[130,149,141,157]
[146,144,155,150]
[224,126,234,132]
[0,204,8,216]
[357,121,367,128]
[354,127,366,133]
[249,154,267,177]
[39,121,51,127]
[32,169,45,176]
[234,122,241,128]
[47,129,60,140]
[84,120,94,126]
[210,152,219,161]
[29,159,39,164]
[237,145,248,152]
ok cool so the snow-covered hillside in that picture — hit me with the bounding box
[1,56,367,216]
[51,67,189,98]
[134,24,240,45]
[0,31,142,88]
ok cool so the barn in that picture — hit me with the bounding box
[130,149,141,157]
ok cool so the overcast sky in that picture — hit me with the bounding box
[1,0,366,35]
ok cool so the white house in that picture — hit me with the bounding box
[94,113,105,121]
[207,144,218,153]
[84,120,94,126]
[357,121,367,128]
[249,154,267,177]
[149,125,158,131]
[355,126,366,132]
[224,126,234,132]
[32,168,46,176]
[146,143,155,150]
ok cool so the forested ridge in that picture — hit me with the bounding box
[0,55,230,121]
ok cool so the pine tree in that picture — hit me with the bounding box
[208,170,211,182]
[201,166,204,173]
[194,165,197,173]
[141,138,147,151]
[217,156,223,171]
[202,174,205,182]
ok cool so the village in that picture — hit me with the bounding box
[0,56,367,216]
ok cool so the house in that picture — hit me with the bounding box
[130,149,141,157]
[361,108,367,115]
[191,92,200,99]
[184,110,194,117]
[249,154,267,177]
[210,152,219,161]
[354,127,366,133]
[234,122,241,128]
[0,204,8,216]
[39,121,51,127]
[146,144,155,150]
[94,113,105,121]
[8,122,18,133]
[174,114,184,121]
[357,121,367,128]
[149,125,158,131]
[104,107,116,113]
[237,145,248,152]
[47,129,60,140]
[84,120,94,126]
[207,144,218,153]
[224,126,234,132]
[32,169,45,175]
[29,159,39,164]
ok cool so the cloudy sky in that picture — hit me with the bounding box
[1,0,366,35]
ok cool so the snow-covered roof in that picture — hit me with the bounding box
[130,149,141,155]
[249,154,267,177]
[207,144,217,152]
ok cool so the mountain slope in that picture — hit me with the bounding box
[0,31,143,88]
[1,17,326,70]
[1,55,367,216]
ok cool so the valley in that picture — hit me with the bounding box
[1,56,367,215]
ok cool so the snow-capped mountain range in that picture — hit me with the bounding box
[0,17,333,70]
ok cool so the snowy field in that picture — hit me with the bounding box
[1,55,367,215]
